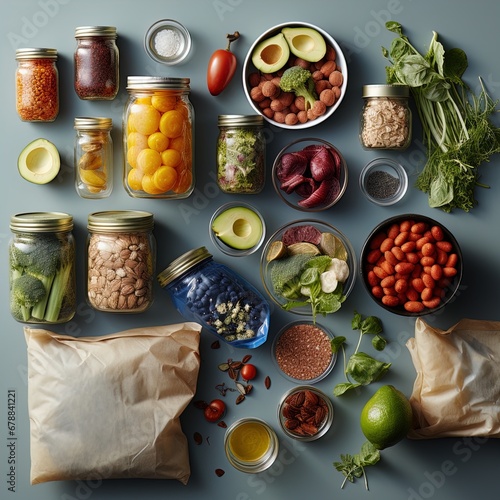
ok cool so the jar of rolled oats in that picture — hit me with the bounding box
[15,48,59,122]
[360,84,411,150]
[86,211,156,313]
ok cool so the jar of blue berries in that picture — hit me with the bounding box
[157,246,270,348]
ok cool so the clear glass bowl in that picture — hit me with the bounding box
[360,213,463,316]
[272,138,348,212]
[209,202,266,257]
[359,157,408,206]
[271,321,337,384]
[144,19,192,65]
[242,22,348,130]
[277,385,334,441]
[260,219,356,316]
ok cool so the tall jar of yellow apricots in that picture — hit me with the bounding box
[123,76,194,198]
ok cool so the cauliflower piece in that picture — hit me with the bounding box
[328,258,350,282]
[320,270,338,293]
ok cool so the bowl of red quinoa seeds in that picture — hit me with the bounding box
[272,321,336,384]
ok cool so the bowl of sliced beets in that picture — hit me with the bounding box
[242,22,348,129]
[272,138,347,211]
[260,219,356,319]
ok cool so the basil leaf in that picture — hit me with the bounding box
[347,352,391,385]
[330,336,346,353]
[351,310,362,331]
[360,315,383,336]
[358,442,381,466]
[333,382,361,396]
[372,335,387,351]
[443,47,468,83]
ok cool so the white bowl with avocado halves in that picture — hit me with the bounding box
[210,202,266,257]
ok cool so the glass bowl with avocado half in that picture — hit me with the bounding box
[260,219,356,320]
[242,22,348,130]
[210,202,266,257]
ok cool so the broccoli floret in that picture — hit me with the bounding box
[279,66,318,111]
[270,253,314,295]
[11,274,47,322]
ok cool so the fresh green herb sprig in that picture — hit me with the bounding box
[382,21,500,212]
[331,311,390,396]
[334,441,381,490]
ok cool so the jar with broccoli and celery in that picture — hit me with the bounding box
[8,212,76,324]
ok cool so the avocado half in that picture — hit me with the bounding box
[251,32,290,74]
[282,26,327,62]
[18,138,60,184]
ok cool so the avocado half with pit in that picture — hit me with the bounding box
[18,138,60,184]
[282,26,327,62]
[211,206,263,250]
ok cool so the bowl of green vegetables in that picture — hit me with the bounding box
[260,219,356,319]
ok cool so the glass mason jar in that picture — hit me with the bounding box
[86,211,156,313]
[123,76,195,199]
[217,114,266,194]
[74,26,119,100]
[360,84,412,150]
[157,246,270,348]
[15,48,59,122]
[9,212,76,324]
[74,117,113,199]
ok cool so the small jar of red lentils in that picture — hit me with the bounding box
[15,48,59,122]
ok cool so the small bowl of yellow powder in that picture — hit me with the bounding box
[144,19,192,65]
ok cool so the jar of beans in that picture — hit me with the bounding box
[9,212,76,324]
[74,26,119,100]
[74,117,113,199]
[360,84,412,150]
[15,48,59,122]
[157,246,270,348]
[123,76,195,199]
[86,211,156,313]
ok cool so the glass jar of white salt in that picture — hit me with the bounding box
[144,20,192,65]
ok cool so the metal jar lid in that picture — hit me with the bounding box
[74,117,112,130]
[157,246,212,287]
[87,210,154,232]
[10,212,73,233]
[218,115,264,127]
[362,84,409,98]
[15,48,58,60]
[75,26,117,38]
[126,76,190,91]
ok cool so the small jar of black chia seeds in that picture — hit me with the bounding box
[157,246,270,348]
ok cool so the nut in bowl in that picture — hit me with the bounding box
[278,385,334,441]
[243,22,348,129]
[361,214,463,316]
[272,138,347,211]
[260,220,356,320]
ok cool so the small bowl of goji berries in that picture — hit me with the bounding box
[278,385,334,441]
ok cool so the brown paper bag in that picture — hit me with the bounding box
[406,318,500,439]
[25,322,202,485]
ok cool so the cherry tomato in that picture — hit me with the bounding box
[204,399,226,423]
[240,363,257,381]
[207,31,240,96]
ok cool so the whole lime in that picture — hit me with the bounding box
[360,385,413,450]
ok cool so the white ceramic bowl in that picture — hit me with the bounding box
[243,22,348,129]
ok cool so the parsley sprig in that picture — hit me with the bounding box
[334,441,381,490]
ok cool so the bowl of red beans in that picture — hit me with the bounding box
[360,214,463,316]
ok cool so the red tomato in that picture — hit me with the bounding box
[204,399,226,423]
[207,32,240,96]
[240,363,257,381]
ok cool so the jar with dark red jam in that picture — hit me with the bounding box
[74,26,119,100]
[157,246,270,348]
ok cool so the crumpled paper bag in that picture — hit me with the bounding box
[25,322,202,485]
[406,318,500,439]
